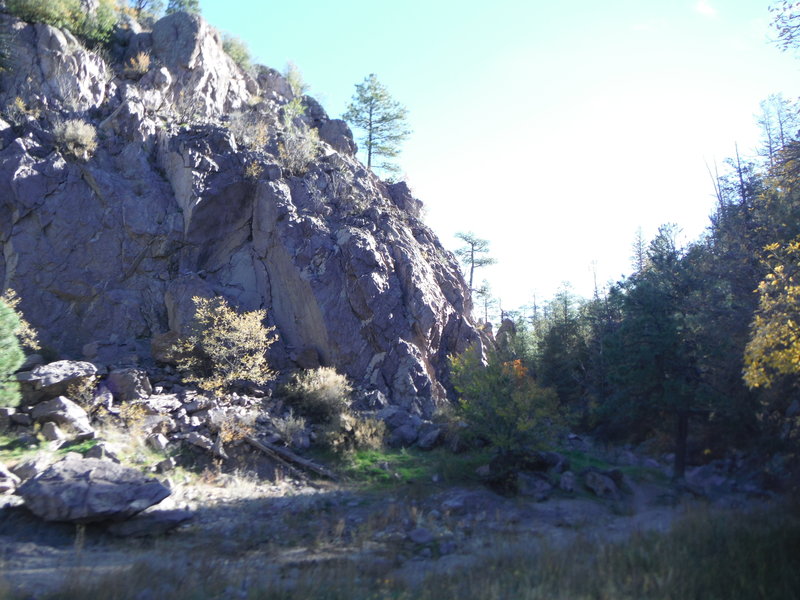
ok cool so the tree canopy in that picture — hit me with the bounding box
[343,74,410,179]
[166,0,200,15]
[454,232,497,292]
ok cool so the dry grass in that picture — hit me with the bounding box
[4,501,795,600]
[53,119,97,161]
[123,51,150,78]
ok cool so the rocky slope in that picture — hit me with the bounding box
[0,9,483,415]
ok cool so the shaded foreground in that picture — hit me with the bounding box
[1,492,797,600]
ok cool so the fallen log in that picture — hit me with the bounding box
[245,437,338,482]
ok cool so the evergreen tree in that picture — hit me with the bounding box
[343,74,410,179]
[0,298,23,408]
[602,226,703,478]
[536,285,589,417]
[454,231,497,291]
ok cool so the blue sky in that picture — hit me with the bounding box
[201,0,800,311]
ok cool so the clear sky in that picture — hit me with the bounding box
[200,0,800,312]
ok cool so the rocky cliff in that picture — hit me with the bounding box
[0,10,482,415]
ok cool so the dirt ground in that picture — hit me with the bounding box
[0,461,774,599]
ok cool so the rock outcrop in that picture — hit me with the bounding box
[0,10,483,415]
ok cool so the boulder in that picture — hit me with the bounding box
[0,407,14,432]
[518,472,553,501]
[583,470,620,499]
[559,470,576,493]
[106,368,153,402]
[155,457,176,473]
[84,442,121,463]
[17,457,170,522]
[388,423,419,448]
[106,508,192,537]
[147,433,169,452]
[416,426,442,451]
[317,119,356,155]
[41,421,66,442]
[10,456,54,481]
[186,431,214,451]
[10,413,32,426]
[407,527,435,545]
[30,396,94,439]
[0,461,21,494]
[18,361,98,405]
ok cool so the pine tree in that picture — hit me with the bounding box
[454,232,497,291]
[0,298,24,407]
[342,74,410,179]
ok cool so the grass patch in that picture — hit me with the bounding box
[55,438,98,455]
[0,432,41,463]
[339,447,492,490]
[562,448,666,482]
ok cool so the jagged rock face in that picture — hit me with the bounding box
[0,11,481,414]
[0,17,112,113]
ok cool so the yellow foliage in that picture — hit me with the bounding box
[1,289,39,352]
[171,296,277,393]
[744,240,800,388]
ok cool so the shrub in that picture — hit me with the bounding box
[5,96,40,125]
[284,367,352,423]
[2,289,40,352]
[229,110,269,149]
[284,367,385,454]
[53,118,98,161]
[271,409,307,444]
[0,299,24,408]
[123,51,151,78]
[217,410,256,444]
[6,0,119,47]
[283,61,309,97]
[222,33,251,72]
[244,160,263,180]
[319,412,386,455]
[279,98,320,175]
[171,296,277,393]
[449,347,562,454]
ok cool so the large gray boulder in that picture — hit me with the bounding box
[106,368,153,402]
[0,461,21,494]
[17,361,98,405]
[30,396,94,439]
[17,457,171,522]
[149,11,253,117]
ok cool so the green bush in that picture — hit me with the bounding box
[449,346,561,454]
[222,33,251,72]
[171,296,277,393]
[0,298,24,408]
[6,0,119,47]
